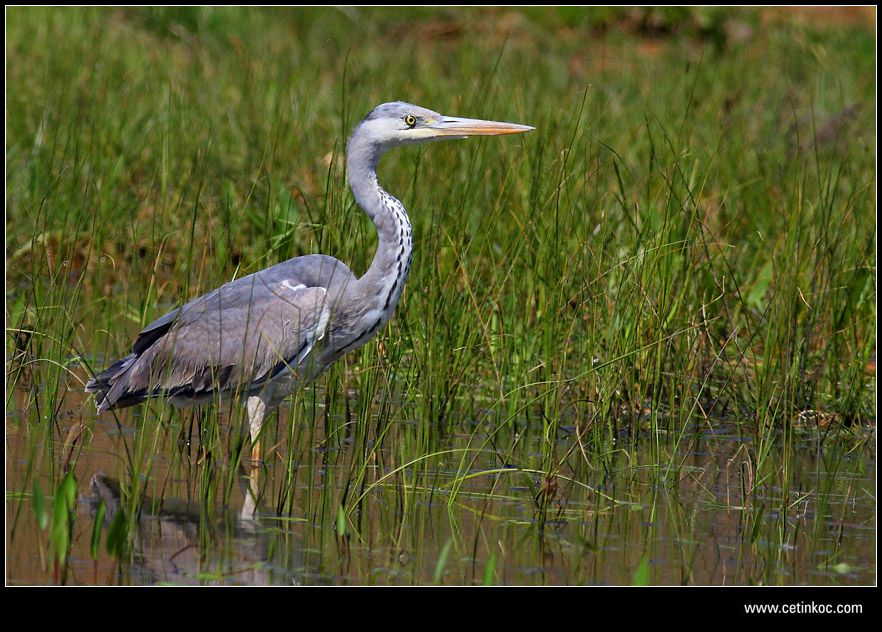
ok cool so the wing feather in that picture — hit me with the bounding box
[87,256,347,412]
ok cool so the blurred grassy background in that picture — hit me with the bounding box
[6,7,876,436]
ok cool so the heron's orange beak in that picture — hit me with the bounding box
[429,116,534,139]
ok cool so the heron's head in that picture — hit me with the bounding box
[353,101,533,152]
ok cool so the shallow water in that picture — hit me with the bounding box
[5,385,876,586]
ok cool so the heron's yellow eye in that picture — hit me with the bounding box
[404,114,417,127]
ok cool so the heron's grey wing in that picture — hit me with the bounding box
[130,254,352,356]
[86,254,355,412]
[95,280,330,411]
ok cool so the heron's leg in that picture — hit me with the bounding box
[241,465,259,521]
[242,387,275,519]
[246,394,268,467]
[242,392,268,520]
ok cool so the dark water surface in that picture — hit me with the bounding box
[6,386,875,586]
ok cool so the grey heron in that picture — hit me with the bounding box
[86,101,532,476]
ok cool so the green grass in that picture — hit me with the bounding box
[6,7,876,585]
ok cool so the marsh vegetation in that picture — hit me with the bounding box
[6,7,876,585]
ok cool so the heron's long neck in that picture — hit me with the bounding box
[347,133,414,317]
